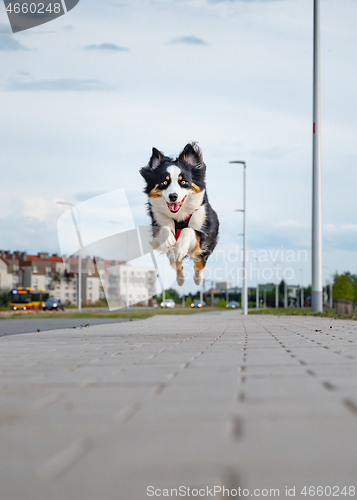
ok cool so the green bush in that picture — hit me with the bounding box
[185,296,192,307]
[333,275,354,301]
[0,288,10,308]
[156,291,173,303]
[218,298,226,308]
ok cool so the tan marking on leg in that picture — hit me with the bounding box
[188,233,202,260]
[188,233,206,272]
[175,261,183,275]
[193,256,205,273]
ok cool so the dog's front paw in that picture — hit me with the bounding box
[158,226,176,253]
[174,228,195,262]
[174,241,189,262]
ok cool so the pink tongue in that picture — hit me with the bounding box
[171,203,180,212]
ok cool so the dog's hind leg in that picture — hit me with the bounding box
[187,232,206,286]
[175,261,185,287]
[193,255,206,286]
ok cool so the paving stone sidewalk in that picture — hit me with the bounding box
[1,311,356,500]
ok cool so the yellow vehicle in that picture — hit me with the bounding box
[10,288,49,311]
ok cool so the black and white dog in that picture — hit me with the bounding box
[140,143,219,286]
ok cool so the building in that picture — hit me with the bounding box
[0,257,13,289]
[100,263,157,308]
[216,281,232,292]
[0,251,24,289]
[0,250,157,308]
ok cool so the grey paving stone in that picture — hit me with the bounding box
[0,311,357,500]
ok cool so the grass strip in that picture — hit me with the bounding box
[250,307,356,320]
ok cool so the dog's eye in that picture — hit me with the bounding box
[163,181,168,185]
[181,181,186,185]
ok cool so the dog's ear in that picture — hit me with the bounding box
[149,147,165,169]
[178,142,203,169]
[140,148,165,179]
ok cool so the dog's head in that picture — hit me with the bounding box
[140,143,206,216]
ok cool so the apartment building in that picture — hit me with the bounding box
[100,263,157,308]
[0,257,13,289]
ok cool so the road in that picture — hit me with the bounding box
[0,311,356,500]
[0,317,135,336]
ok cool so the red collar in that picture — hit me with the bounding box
[174,214,192,240]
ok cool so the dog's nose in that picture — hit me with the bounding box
[169,193,178,202]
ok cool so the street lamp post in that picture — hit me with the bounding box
[256,257,259,309]
[230,161,247,316]
[312,0,323,312]
[57,201,82,313]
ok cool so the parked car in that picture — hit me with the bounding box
[227,301,240,309]
[160,299,175,309]
[43,298,65,311]
[191,300,206,308]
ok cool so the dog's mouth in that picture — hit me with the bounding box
[166,196,187,213]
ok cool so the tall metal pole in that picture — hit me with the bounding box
[126,263,129,309]
[78,251,82,312]
[231,161,248,315]
[312,0,323,312]
[284,281,288,308]
[256,257,259,309]
[243,164,247,315]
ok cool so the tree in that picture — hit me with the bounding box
[166,288,181,304]
[0,288,10,308]
[333,274,354,301]
[185,296,192,307]
[156,290,173,303]
[218,298,226,308]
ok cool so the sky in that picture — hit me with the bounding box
[0,0,356,293]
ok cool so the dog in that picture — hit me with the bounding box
[140,142,219,286]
